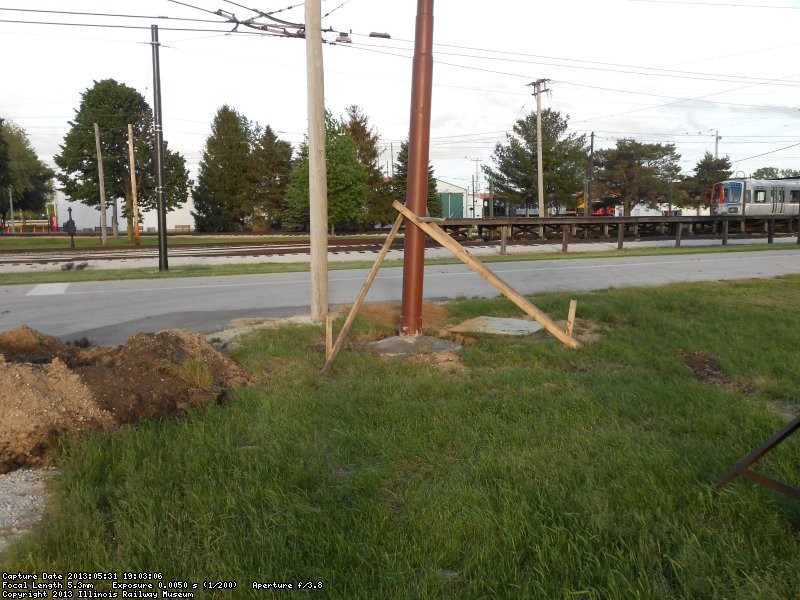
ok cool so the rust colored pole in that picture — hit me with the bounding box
[400,0,435,336]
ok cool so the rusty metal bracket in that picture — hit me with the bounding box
[716,414,800,501]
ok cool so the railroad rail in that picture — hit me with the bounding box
[1,214,798,266]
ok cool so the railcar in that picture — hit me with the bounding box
[710,179,800,216]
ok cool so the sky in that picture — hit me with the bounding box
[2,0,800,215]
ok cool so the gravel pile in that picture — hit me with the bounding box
[0,468,53,555]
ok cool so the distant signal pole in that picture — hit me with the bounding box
[151,24,168,271]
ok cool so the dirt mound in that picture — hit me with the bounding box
[0,327,251,474]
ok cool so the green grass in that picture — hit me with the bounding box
[3,277,800,598]
[1,239,798,286]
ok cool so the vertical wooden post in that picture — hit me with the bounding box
[93,122,108,247]
[617,221,624,250]
[561,224,569,253]
[768,219,775,244]
[325,313,333,358]
[566,299,577,338]
[127,124,141,246]
[500,225,508,255]
[306,0,328,322]
[722,218,729,246]
[675,222,682,247]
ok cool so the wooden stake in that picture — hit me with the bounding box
[320,213,405,373]
[393,201,579,349]
[566,299,577,338]
[325,313,333,358]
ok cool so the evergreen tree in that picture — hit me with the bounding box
[192,106,252,232]
[595,139,681,216]
[55,79,190,235]
[245,125,292,231]
[679,152,732,210]
[483,109,587,214]
[391,140,441,218]
[342,105,393,227]
[283,114,368,232]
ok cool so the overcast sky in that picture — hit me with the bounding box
[2,0,800,196]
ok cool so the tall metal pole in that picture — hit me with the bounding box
[151,25,168,271]
[306,0,328,322]
[93,122,108,246]
[399,0,435,336]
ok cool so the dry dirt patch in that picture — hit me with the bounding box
[0,326,250,474]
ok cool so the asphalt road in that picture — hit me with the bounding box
[2,249,800,345]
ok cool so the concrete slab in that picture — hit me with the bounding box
[368,335,462,358]
[448,316,544,336]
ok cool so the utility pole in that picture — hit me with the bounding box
[151,25,168,271]
[390,142,394,178]
[399,0,435,336]
[471,158,481,217]
[93,122,108,247]
[306,0,329,323]
[529,79,549,230]
[127,124,141,246]
[715,130,721,159]
[588,131,595,214]
[7,186,14,233]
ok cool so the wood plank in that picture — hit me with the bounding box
[393,201,580,349]
[320,213,405,373]
[566,299,577,338]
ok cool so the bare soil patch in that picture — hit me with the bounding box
[677,348,755,395]
[0,326,250,474]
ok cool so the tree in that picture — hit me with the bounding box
[484,109,587,214]
[283,114,369,232]
[342,105,393,227]
[679,152,732,210]
[0,118,9,191]
[595,139,681,216]
[192,105,252,232]
[391,140,441,218]
[751,166,800,180]
[1,120,54,225]
[54,79,190,237]
[244,125,293,231]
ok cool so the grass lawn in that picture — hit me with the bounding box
[3,277,800,598]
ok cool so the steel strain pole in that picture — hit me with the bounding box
[399,0,434,336]
[151,24,168,271]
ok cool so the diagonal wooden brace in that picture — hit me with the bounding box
[393,200,580,349]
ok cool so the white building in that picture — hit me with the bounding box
[55,190,195,233]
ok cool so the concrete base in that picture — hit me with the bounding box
[449,316,544,336]
[368,335,463,358]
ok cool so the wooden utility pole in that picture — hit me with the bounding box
[7,186,15,233]
[93,122,108,246]
[530,79,549,233]
[715,130,721,159]
[306,0,329,323]
[588,131,595,214]
[127,124,141,246]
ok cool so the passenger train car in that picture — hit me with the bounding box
[710,179,800,216]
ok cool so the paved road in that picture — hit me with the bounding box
[2,249,799,345]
